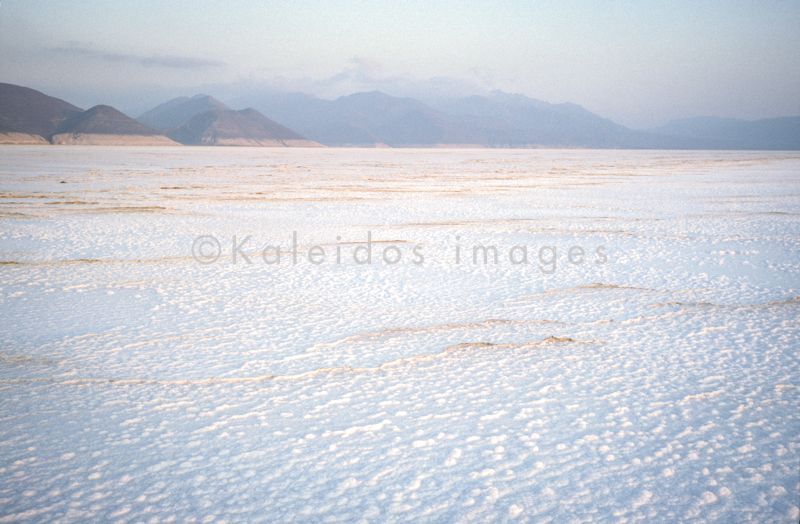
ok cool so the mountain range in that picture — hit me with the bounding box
[647,116,800,151]
[241,90,799,149]
[0,84,318,147]
[1,82,798,149]
[139,96,322,146]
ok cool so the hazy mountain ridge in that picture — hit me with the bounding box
[240,89,787,149]
[2,82,798,149]
[164,107,322,147]
[648,116,800,150]
[136,94,230,130]
[236,91,475,146]
[428,92,640,147]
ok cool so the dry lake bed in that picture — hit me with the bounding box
[1,146,799,523]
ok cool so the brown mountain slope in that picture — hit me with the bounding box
[0,83,83,143]
[54,105,163,135]
[165,108,323,146]
[50,105,179,145]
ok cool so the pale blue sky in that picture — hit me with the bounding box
[1,0,798,127]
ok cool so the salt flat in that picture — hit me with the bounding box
[1,146,798,523]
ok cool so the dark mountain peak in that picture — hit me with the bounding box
[0,83,83,137]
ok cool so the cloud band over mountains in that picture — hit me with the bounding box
[46,43,225,70]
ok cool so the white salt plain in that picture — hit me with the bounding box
[0,146,798,523]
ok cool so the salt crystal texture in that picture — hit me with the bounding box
[1,146,798,523]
